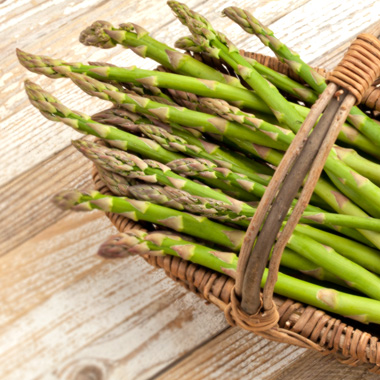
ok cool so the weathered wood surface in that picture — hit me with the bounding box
[1,0,380,379]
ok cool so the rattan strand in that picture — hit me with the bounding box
[327,34,380,104]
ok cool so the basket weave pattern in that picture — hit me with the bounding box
[92,42,380,371]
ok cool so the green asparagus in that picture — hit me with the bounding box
[223,6,380,147]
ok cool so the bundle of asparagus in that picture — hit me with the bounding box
[18,2,380,325]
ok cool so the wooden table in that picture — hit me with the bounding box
[1,0,380,378]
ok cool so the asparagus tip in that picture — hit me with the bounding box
[52,189,85,210]
[98,234,131,258]
[17,48,67,78]
[79,20,116,48]
[98,231,147,258]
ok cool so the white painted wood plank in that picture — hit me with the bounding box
[156,327,304,380]
[236,0,380,68]
[0,211,228,380]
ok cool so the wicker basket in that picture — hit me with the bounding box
[92,48,380,373]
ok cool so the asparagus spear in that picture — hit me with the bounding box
[54,189,245,250]
[296,224,380,275]
[175,34,318,104]
[200,97,295,147]
[333,146,380,186]
[138,124,271,185]
[128,183,250,225]
[72,139,255,203]
[97,169,380,275]
[24,80,183,163]
[168,157,269,199]
[198,98,380,219]
[26,80,380,247]
[79,34,380,221]
[25,80,254,201]
[92,106,205,140]
[79,20,242,86]
[169,157,380,232]
[17,49,379,158]
[98,231,380,324]
[67,72,289,151]
[96,166,136,196]
[92,107,280,177]
[97,161,380,253]
[55,189,380,300]
[223,6,380,147]
[91,107,275,181]
[67,71,380,217]
[17,49,269,113]
[99,230,344,285]
[167,1,305,131]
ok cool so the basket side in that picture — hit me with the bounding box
[93,166,380,372]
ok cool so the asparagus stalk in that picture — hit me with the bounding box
[122,180,380,267]
[72,139,256,203]
[25,79,380,247]
[333,146,380,186]
[92,107,279,177]
[113,6,380,220]
[79,20,242,87]
[170,2,380,161]
[202,98,380,203]
[175,34,318,104]
[167,157,269,199]
[96,166,136,196]
[99,172,380,275]
[296,224,380,275]
[100,230,344,286]
[198,97,380,219]
[71,71,380,215]
[92,106,204,140]
[54,189,245,250]
[168,157,380,233]
[17,49,379,158]
[223,6,380,147]
[128,183,251,225]
[98,231,380,324]
[25,80,254,201]
[200,97,295,147]
[26,80,380,247]
[138,124,272,185]
[24,80,183,163]
[17,49,270,113]
[67,72,289,151]
[91,107,275,181]
[55,188,380,301]
[167,1,305,131]
[136,124,327,208]
[97,166,380,263]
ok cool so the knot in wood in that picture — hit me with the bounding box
[327,33,380,104]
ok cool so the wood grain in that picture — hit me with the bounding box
[155,327,303,380]
[269,350,380,380]
[1,1,380,379]
[0,143,92,255]
[0,211,229,380]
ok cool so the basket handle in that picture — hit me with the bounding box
[229,34,380,334]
